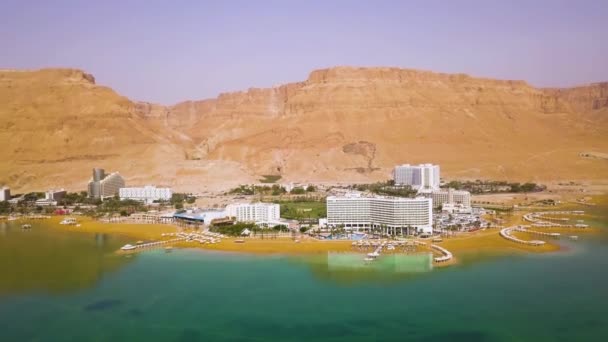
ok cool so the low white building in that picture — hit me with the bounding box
[327,192,433,234]
[35,199,57,206]
[225,202,281,225]
[420,188,471,208]
[442,203,472,214]
[200,209,228,222]
[119,186,172,204]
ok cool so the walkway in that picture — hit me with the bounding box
[500,226,545,246]
[515,226,560,238]
[430,244,453,263]
[120,231,226,251]
[523,210,586,228]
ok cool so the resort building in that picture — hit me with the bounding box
[35,198,57,206]
[393,163,440,190]
[45,189,66,201]
[119,186,172,204]
[225,202,281,225]
[87,168,125,199]
[0,187,10,202]
[173,209,227,226]
[326,193,433,234]
[420,188,471,208]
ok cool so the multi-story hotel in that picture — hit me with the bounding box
[87,168,125,199]
[225,202,281,224]
[394,163,440,190]
[0,187,10,202]
[45,189,66,201]
[326,193,433,234]
[119,186,172,204]
[419,188,471,208]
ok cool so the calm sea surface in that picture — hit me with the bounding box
[1,204,607,341]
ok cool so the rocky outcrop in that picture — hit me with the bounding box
[544,82,608,112]
[0,69,198,190]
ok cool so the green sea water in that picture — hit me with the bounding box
[1,205,607,342]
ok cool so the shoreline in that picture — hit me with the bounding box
[14,193,604,267]
[26,215,581,265]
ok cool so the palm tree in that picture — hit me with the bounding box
[374,225,382,238]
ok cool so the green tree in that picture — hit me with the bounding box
[290,187,305,195]
[0,201,11,214]
[521,183,537,192]
[272,224,289,232]
[209,222,258,236]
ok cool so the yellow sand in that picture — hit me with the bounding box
[43,216,353,254]
[43,216,561,257]
[45,216,179,240]
[34,194,603,264]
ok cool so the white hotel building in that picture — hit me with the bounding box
[225,202,281,226]
[119,186,172,204]
[0,187,10,202]
[394,163,440,190]
[87,168,125,199]
[327,193,433,234]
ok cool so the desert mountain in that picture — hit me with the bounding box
[1,67,607,192]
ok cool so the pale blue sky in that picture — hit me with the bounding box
[1,0,607,104]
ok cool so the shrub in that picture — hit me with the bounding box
[290,187,306,195]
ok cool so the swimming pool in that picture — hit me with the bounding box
[322,233,367,240]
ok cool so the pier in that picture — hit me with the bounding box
[121,237,187,251]
[24,214,51,220]
[430,244,453,263]
[351,240,410,261]
[514,226,560,238]
[120,231,226,251]
[523,210,588,228]
[351,239,450,263]
[500,227,545,246]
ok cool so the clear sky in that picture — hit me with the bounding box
[2,0,607,104]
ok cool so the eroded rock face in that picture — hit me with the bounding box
[1,66,607,192]
[544,82,608,112]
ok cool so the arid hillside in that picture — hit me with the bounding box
[0,69,253,192]
[1,67,607,192]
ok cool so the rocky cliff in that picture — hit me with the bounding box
[1,67,607,192]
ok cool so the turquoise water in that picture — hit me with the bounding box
[1,209,607,341]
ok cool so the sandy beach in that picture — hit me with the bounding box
[33,216,556,260]
[22,193,603,264]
